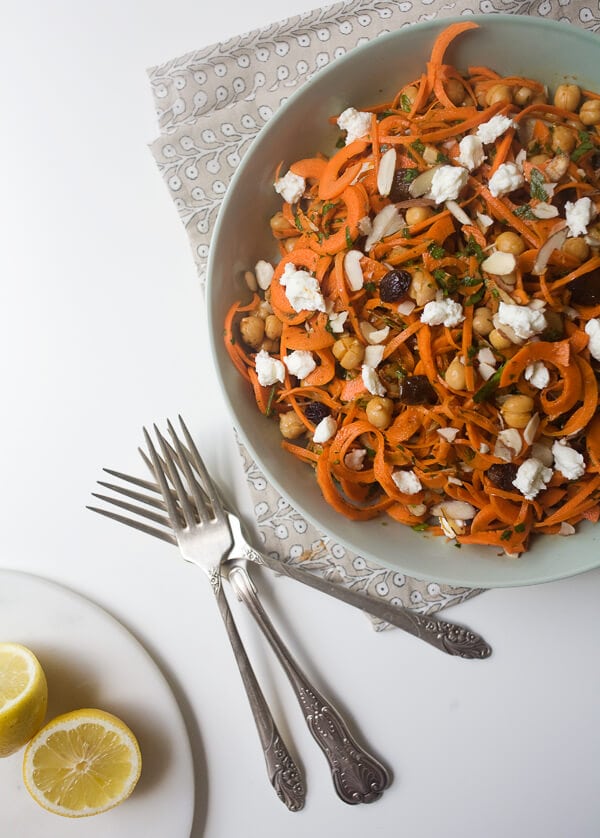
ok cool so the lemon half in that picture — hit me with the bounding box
[0,642,48,757]
[23,708,142,817]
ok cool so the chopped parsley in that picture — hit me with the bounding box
[412,523,429,532]
[428,242,446,259]
[265,386,277,417]
[529,168,549,202]
[364,281,377,293]
[294,214,303,231]
[465,236,485,263]
[514,523,526,533]
[500,530,512,542]
[571,130,595,163]
[401,168,420,183]
[411,139,426,155]
[400,93,412,113]
[345,226,353,248]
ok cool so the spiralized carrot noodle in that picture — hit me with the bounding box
[224,22,600,557]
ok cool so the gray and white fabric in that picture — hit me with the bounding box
[147,0,595,628]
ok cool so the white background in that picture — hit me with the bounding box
[2,2,600,836]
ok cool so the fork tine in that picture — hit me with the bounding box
[143,426,182,529]
[90,492,172,528]
[177,416,227,523]
[97,480,166,512]
[103,467,160,495]
[152,425,197,529]
[166,419,213,524]
[87,505,177,545]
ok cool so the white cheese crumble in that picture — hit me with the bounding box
[476,114,516,144]
[344,448,367,471]
[496,301,547,341]
[274,170,305,204]
[420,298,465,328]
[327,309,348,333]
[457,135,486,171]
[255,260,274,290]
[585,318,600,361]
[255,350,285,386]
[552,439,586,480]
[280,263,327,313]
[391,469,422,495]
[313,415,337,444]
[337,107,371,145]
[429,165,468,204]
[488,162,524,198]
[524,361,550,390]
[565,196,593,237]
[283,350,316,380]
[361,365,386,396]
[512,457,553,500]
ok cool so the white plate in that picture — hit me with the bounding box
[0,570,194,836]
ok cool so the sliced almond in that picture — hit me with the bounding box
[397,299,416,316]
[477,346,496,366]
[377,148,397,197]
[364,205,404,250]
[431,500,477,520]
[437,427,459,442]
[481,250,517,276]
[532,202,559,220]
[559,522,576,536]
[532,222,568,275]
[343,249,364,291]
[479,362,497,381]
[364,344,385,368]
[494,428,523,462]
[523,412,540,445]
[445,199,471,226]
[409,166,440,198]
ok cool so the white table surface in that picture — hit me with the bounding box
[2,2,600,836]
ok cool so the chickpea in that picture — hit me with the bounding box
[579,99,600,126]
[545,154,570,182]
[474,85,488,109]
[513,86,533,107]
[260,338,279,353]
[541,309,564,341]
[562,237,590,263]
[495,231,526,256]
[486,84,512,107]
[489,328,513,351]
[445,356,466,390]
[473,306,494,336]
[365,397,394,430]
[270,211,293,236]
[240,315,265,349]
[402,85,419,106]
[332,335,365,370]
[406,205,434,226]
[264,314,283,340]
[446,78,466,106]
[553,83,581,112]
[501,395,534,429]
[409,268,438,307]
[551,125,576,155]
[529,153,550,166]
[256,300,273,319]
[282,237,297,252]
[279,410,306,440]
[531,91,548,105]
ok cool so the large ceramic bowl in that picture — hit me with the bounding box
[207,15,600,588]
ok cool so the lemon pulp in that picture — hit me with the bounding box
[0,642,48,757]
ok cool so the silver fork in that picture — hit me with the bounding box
[104,420,305,812]
[89,419,391,804]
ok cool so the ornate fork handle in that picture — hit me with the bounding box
[227,560,391,805]
[211,574,305,811]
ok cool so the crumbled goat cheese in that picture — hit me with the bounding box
[457,135,486,171]
[274,170,305,204]
[280,263,327,313]
[344,448,367,471]
[255,260,274,290]
[283,350,316,380]
[392,469,422,495]
[364,344,385,368]
[361,365,386,396]
[524,361,550,390]
[327,309,348,333]
[585,318,600,361]
[255,350,285,386]
[565,196,593,237]
[337,107,371,145]
[552,439,586,480]
[313,415,337,444]
[429,165,468,204]
[421,298,465,328]
[476,114,516,144]
[496,301,547,341]
[488,162,524,198]
[512,457,553,500]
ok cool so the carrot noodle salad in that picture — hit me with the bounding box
[224,21,600,556]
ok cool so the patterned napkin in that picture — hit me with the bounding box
[147,0,594,628]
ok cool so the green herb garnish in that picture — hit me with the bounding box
[513,204,537,220]
[571,130,595,162]
[465,236,485,263]
[401,168,420,183]
[500,530,512,542]
[464,287,485,306]
[400,93,412,113]
[428,243,446,259]
[514,523,526,533]
[265,385,277,417]
[473,364,505,404]
[412,523,429,532]
[364,281,376,293]
[345,226,353,248]
[411,139,426,155]
[529,168,549,202]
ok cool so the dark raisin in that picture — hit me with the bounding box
[379,269,411,302]
[398,375,438,405]
[553,187,578,216]
[303,402,331,424]
[569,268,600,306]
[389,169,414,202]
[486,463,518,491]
